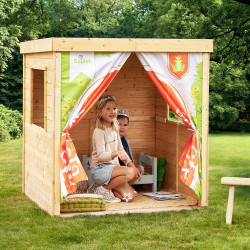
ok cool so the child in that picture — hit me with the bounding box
[117,109,144,195]
[90,95,141,203]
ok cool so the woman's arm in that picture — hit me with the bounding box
[94,129,112,162]
[111,151,127,162]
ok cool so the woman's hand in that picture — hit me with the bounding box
[112,151,127,163]
[135,167,142,181]
[127,162,142,181]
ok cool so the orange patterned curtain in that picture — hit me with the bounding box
[137,52,203,198]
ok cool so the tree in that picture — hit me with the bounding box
[66,0,133,38]
[0,0,50,111]
[0,0,249,131]
[115,0,250,130]
[44,0,78,37]
[0,0,21,73]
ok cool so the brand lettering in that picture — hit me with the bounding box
[74,58,91,64]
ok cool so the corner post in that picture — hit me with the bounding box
[22,54,26,193]
[201,53,210,206]
[53,52,61,216]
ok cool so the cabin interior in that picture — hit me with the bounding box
[66,53,199,214]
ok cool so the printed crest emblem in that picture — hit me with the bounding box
[167,53,189,80]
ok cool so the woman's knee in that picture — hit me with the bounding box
[114,184,135,202]
[122,190,135,202]
[127,167,137,181]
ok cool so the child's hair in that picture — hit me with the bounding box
[95,95,119,131]
[117,109,130,123]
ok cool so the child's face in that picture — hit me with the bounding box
[118,117,129,136]
[101,101,117,125]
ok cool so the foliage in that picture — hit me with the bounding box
[0,51,23,112]
[0,120,11,142]
[0,135,250,248]
[209,61,249,130]
[127,0,250,130]
[0,104,22,141]
[45,0,78,37]
[66,0,133,38]
[0,0,249,131]
[0,0,50,111]
[0,0,21,73]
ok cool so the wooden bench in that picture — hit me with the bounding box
[83,152,158,192]
[221,177,250,224]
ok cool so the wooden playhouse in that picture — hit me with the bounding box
[20,38,213,216]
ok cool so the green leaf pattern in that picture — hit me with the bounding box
[190,61,203,198]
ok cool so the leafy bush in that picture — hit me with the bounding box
[0,119,11,142]
[229,119,250,133]
[0,104,22,141]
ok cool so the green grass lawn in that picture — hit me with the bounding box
[0,134,249,249]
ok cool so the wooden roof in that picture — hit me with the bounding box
[20,38,213,54]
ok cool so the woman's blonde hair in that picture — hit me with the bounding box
[95,95,119,131]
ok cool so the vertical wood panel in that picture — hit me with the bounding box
[156,121,178,191]
[156,90,169,119]
[54,52,61,216]
[30,69,33,124]
[22,54,26,193]
[23,52,55,216]
[201,53,210,206]
[44,68,48,131]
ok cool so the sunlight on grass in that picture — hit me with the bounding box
[0,134,249,249]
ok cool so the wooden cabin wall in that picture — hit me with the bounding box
[155,88,198,202]
[156,120,178,191]
[156,120,195,195]
[23,52,56,215]
[155,89,178,191]
[70,53,156,166]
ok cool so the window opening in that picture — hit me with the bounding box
[31,69,47,130]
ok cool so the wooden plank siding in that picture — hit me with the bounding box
[23,53,56,215]
[156,121,178,191]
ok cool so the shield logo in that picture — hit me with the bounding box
[167,53,189,80]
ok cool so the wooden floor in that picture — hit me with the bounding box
[60,191,199,217]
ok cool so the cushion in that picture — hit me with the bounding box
[61,193,105,213]
[66,193,103,199]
